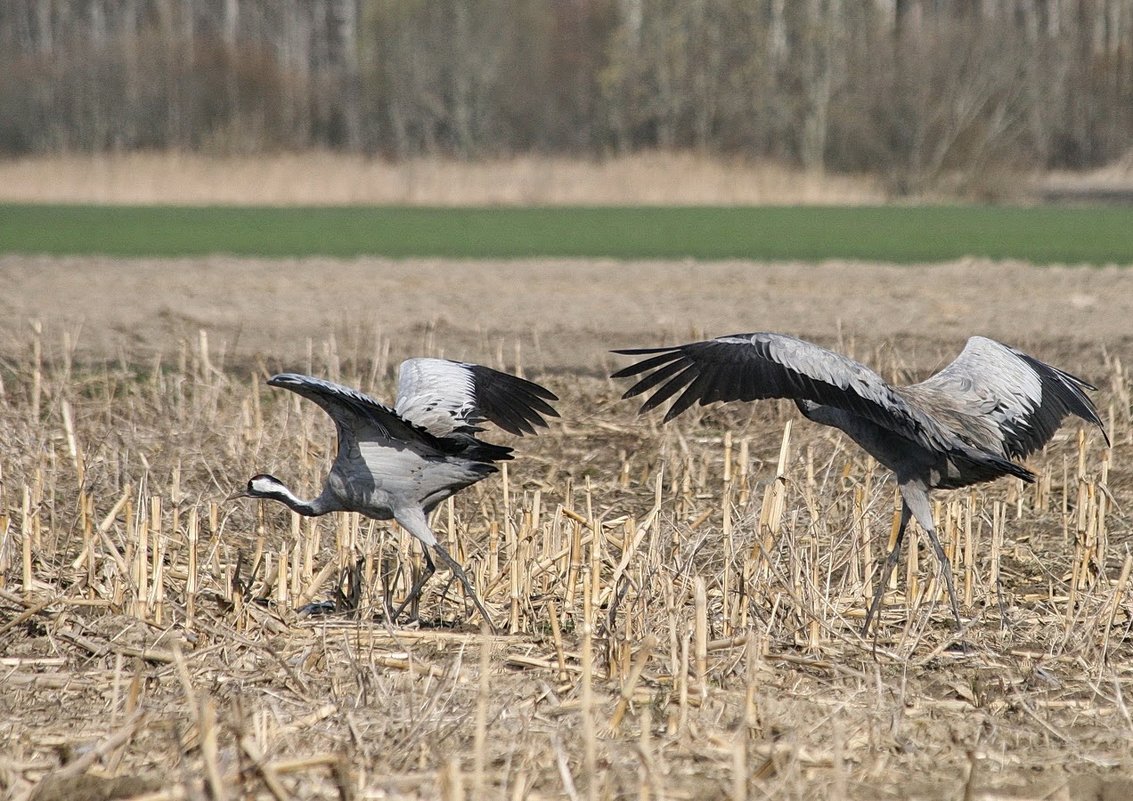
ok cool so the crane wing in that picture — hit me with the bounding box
[901,336,1108,459]
[268,373,442,452]
[395,358,559,437]
[612,333,956,451]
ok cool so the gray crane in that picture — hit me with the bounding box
[230,359,558,629]
[612,333,1108,633]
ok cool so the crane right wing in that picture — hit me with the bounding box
[268,373,443,452]
[902,336,1108,459]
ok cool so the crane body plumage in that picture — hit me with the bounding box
[613,332,1108,633]
[232,360,558,629]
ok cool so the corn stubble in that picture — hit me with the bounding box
[1,325,1130,801]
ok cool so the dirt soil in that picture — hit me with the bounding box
[4,256,1131,362]
[2,256,1132,801]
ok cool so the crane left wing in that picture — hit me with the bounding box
[612,333,958,453]
[395,358,559,437]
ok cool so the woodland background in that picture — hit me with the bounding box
[2,0,1132,195]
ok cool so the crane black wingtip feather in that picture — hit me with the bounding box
[611,346,676,355]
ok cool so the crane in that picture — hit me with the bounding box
[612,333,1108,634]
[230,359,558,629]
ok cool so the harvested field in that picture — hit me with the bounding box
[1,256,1131,800]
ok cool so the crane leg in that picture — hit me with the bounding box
[862,501,912,635]
[921,525,963,632]
[432,543,498,634]
[390,548,436,624]
[903,485,963,632]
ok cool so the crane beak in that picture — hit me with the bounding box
[225,488,250,502]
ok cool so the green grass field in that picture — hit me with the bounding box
[2,204,1132,263]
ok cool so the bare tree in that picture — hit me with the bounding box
[0,0,1128,179]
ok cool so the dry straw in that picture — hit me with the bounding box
[0,324,1129,799]
[0,153,885,206]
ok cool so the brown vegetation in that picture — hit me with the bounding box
[0,152,885,206]
[1,257,1131,799]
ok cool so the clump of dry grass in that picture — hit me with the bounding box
[0,152,885,207]
[1,323,1131,801]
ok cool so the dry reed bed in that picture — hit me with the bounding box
[0,153,884,207]
[1,325,1131,801]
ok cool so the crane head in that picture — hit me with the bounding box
[226,473,286,501]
